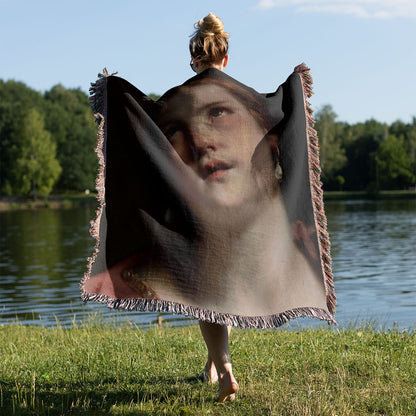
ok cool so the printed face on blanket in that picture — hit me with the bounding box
[83,69,329,319]
[157,78,277,208]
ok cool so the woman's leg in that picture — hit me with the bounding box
[199,321,239,402]
[200,353,218,383]
[200,325,232,384]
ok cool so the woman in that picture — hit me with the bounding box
[184,13,240,402]
[82,12,336,405]
[158,12,321,402]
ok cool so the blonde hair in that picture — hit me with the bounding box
[189,13,229,65]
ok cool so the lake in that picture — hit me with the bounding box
[0,198,415,330]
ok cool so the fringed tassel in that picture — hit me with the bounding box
[294,63,337,316]
[80,69,115,291]
[80,292,337,329]
[89,68,118,117]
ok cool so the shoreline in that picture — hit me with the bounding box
[0,194,97,211]
[323,190,416,201]
[0,190,415,211]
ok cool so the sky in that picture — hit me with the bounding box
[1,0,415,125]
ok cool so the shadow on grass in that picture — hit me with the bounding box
[1,374,209,415]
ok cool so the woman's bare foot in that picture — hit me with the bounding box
[198,322,236,401]
[215,371,239,403]
[199,357,218,383]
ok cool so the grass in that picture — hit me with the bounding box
[0,320,415,415]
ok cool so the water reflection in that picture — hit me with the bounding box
[325,199,416,329]
[0,199,415,329]
[2,208,89,318]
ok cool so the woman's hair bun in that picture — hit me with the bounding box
[189,13,229,65]
[197,12,226,37]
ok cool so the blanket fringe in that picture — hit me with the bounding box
[80,69,114,290]
[294,63,336,315]
[81,291,337,329]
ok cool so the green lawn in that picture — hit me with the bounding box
[0,320,415,415]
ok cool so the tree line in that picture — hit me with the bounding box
[0,80,415,197]
[0,80,97,198]
[315,105,415,191]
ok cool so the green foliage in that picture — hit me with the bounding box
[389,117,416,181]
[44,85,97,191]
[314,105,347,183]
[148,93,161,101]
[314,106,416,191]
[0,79,44,109]
[343,120,386,191]
[0,80,46,194]
[376,135,415,189]
[0,80,97,195]
[9,109,61,197]
[335,175,345,191]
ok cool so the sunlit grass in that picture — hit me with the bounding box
[0,319,415,415]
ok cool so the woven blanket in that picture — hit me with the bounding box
[80,64,336,328]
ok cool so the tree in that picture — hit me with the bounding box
[10,108,61,197]
[148,93,161,101]
[376,135,415,189]
[341,119,387,191]
[0,102,20,194]
[314,105,347,188]
[44,85,97,191]
[0,80,45,194]
[389,118,416,181]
